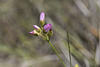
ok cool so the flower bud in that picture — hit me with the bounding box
[40,12,45,26]
[43,24,52,32]
[29,30,39,36]
[33,25,40,30]
[29,31,34,34]
[33,25,41,32]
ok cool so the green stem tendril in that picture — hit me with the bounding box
[67,31,72,67]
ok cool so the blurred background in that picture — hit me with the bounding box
[0,0,99,67]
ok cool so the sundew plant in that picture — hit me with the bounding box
[29,12,73,67]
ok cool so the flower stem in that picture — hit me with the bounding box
[46,39,66,67]
[67,31,72,67]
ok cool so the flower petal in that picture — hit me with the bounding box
[29,31,34,34]
[43,24,52,32]
[33,25,40,30]
[40,12,45,22]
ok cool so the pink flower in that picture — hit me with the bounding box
[29,30,38,34]
[29,31,34,34]
[40,12,45,22]
[33,25,40,30]
[43,24,52,32]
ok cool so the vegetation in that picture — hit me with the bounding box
[0,0,99,67]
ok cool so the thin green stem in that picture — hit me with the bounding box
[67,31,72,67]
[46,39,66,67]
